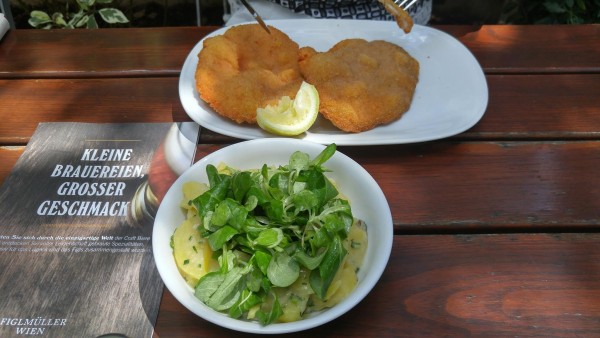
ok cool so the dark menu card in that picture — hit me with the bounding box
[0,122,199,337]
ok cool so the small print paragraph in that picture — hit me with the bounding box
[0,234,151,254]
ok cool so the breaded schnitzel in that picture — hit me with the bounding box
[299,39,419,133]
[195,24,304,124]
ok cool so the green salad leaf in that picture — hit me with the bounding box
[267,251,300,287]
[190,143,352,325]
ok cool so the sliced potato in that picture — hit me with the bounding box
[180,181,209,209]
[276,270,313,322]
[310,220,368,311]
[344,219,368,270]
[173,218,215,287]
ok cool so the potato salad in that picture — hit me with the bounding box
[171,144,367,325]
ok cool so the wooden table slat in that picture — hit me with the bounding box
[0,78,190,145]
[1,25,599,79]
[2,24,600,337]
[192,141,600,232]
[1,74,599,145]
[458,25,600,74]
[3,141,598,232]
[154,233,600,337]
[463,74,600,140]
[0,146,25,183]
[0,27,214,79]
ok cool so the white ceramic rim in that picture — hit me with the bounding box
[152,138,393,333]
[178,20,488,145]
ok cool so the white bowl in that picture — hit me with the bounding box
[152,138,393,334]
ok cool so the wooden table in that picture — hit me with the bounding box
[1,24,600,337]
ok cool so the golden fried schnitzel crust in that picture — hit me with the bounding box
[196,24,303,124]
[299,39,419,133]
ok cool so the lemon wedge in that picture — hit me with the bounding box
[257,81,319,136]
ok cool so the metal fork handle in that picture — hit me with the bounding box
[395,0,418,10]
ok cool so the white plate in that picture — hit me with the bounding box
[152,139,393,333]
[179,19,488,145]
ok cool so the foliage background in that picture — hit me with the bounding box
[10,0,224,28]
[7,0,600,29]
[499,0,600,24]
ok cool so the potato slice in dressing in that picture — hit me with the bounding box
[173,218,215,287]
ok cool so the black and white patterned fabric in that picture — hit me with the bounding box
[268,0,431,23]
[224,0,431,26]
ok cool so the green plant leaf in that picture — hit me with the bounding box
[87,15,98,28]
[28,18,48,28]
[267,251,299,287]
[30,10,51,21]
[205,265,253,311]
[294,249,326,270]
[206,164,222,187]
[289,151,310,172]
[244,195,258,211]
[297,169,339,208]
[52,13,68,27]
[29,11,52,28]
[256,293,283,326]
[74,14,89,28]
[194,271,225,303]
[310,143,336,167]
[211,201,232,227]
[226,199,249,230]
[253,250,272,275]
[229,289,262,319]
[254,228,283,248]
[98,8,130,24]
[76,0,94,11]
[310,235,346,299]
[232,171,253,201]
[68,10,86,27]
[207,225,238,251]
[544,2,567,13]
[96,0,114,3]
[245,265,264,292]
[193,174,230,217]
[291,189,318,212]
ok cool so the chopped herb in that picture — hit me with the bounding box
[183,259,190,265]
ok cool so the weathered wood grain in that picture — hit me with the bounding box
[6,140,599,233]
[0,27,215,79]
[193,141,600,232]
[0,146,24,184]
[1,24,598,338]
[1,25,598,79]
[0,78,190,145]
[1,74,599,145]
[154,233,600,337]
[459,25,600,74]
[464,74,600,140]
